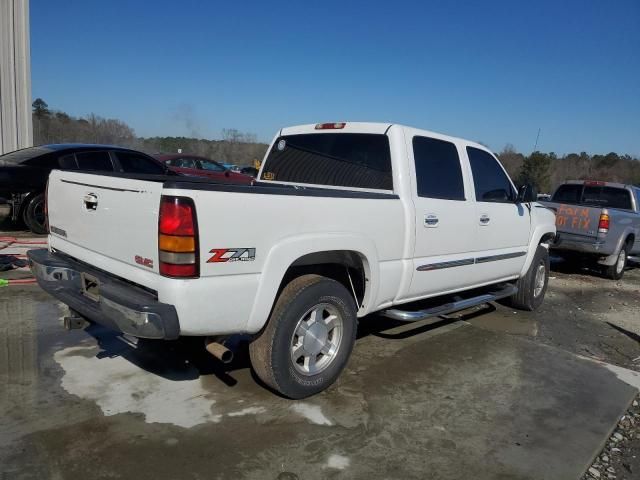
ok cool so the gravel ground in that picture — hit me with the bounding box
[582,395,640,480]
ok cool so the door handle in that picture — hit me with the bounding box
[424,214,439,227]
[479,214,490,225]
[83,193,98,211]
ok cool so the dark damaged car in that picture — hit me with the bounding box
[0,144,173,234]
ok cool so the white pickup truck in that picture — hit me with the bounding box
[29,122,556,398]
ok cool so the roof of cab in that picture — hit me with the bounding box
[278,122,492,152]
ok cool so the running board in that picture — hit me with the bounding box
[629,256,639,264]
[380,284,518,322]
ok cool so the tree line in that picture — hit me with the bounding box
[31,99,639,191]
[498,144,640,194]
[31,98,266,166]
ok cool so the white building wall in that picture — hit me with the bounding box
[0,0,32,155]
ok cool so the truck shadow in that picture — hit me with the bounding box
[550,255,638,278]
[81,303,495,389]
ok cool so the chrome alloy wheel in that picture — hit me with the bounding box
[290,303,343,376]
[616,249,626,274]
[533,261,546,298]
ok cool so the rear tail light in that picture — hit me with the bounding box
[158,196,199,278]
[598,212,610,234]
[315,122,346,130]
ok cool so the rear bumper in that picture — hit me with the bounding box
[550,233,612,255]
[27,248,180,339]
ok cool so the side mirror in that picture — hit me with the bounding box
[517,184,537,203]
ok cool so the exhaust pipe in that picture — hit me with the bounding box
[205,338,234,364]
[63,310,89,330]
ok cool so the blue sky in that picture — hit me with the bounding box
[31,0,639,155]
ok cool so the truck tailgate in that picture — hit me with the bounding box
[543,201,601,238]
[47,170,164,281]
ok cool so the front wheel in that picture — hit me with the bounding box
[506,244,550,311]
[249,274,357,399]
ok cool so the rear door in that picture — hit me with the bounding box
[406,134,478,298]
[466,146,530,281]
[47,170,165,281]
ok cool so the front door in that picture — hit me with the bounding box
[466,146,530,282]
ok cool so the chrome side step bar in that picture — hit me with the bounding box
[380,284,518,322]
[629,256,639,264]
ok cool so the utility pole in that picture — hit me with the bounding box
[0,0,33,154]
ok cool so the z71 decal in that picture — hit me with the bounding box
[207,248,256,263]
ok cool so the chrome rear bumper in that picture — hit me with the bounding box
[27,248,180,339]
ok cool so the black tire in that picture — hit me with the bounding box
[22,193,47,234]
[506,244,550,311]
[603,244,628,280]
[249,274,357,399]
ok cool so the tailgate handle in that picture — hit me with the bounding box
[83,193,98,211]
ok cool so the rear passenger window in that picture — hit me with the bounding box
[58,154,78,170]
[75,151,113,171]
[467,147,515,203]
[262,133,393,190]
[413,136,464,200]
[168,157,197,169]
[116,152,165,174]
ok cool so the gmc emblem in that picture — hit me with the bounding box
[135,255,154,268]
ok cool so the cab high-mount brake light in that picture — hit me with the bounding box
[158,196,199,278]
[315,122,346,130]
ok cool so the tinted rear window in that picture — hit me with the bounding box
[76,151,113,171]
[0,146,54,166]
[552,184,582,203]
[261,133,393,190]
[116,151,165,174]
[582,186,632,210]
[553,184,633,210]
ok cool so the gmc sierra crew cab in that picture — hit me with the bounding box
[542,180,640,279]
[29,122,556,398]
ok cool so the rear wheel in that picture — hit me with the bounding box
[249,274,357,399]
[22,193,47,234]
[506,244,550,311]
[603,244,627,280]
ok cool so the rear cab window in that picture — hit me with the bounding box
[261,133,393,191]
[553,184,634,210]
[582,186,632,210]
[552,184,582,203]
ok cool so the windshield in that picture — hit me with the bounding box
[0,146,54,166]
[261,133,393,190]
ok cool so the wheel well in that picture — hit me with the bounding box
[279,251,368,308]
[625,234,635,248]
[540,232,555,245]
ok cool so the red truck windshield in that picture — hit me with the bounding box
[552,184,633,210]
